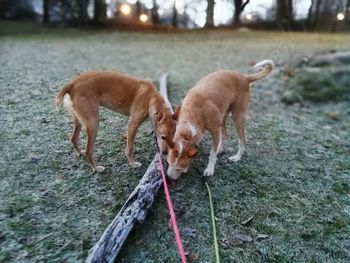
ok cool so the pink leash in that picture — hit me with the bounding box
[156,151,187,263]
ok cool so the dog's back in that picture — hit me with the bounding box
[182,70,249,119]
[56,71,156,116]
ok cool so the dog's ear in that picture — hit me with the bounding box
[187,147,198,158]
[164,136,175,149]
[156,109,165,122]
[181,129,192,141]
[172,106,181,120]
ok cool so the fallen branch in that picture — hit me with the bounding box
[86,74,171,263]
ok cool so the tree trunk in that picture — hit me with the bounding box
[276,0,293,21]
[43,0,50,23]
[94,0,106,24]
[232,0,250,26]
[205,0,215,27]
[313,0,321,26]
[172,1,178,28]
[276,0,293,31]
[136,0,142,18]
[151,0,159,24]
[78,0,89,26]
[346,0,350,24]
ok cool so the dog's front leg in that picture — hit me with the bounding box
[204,129,222,176]
[125,117,144,167]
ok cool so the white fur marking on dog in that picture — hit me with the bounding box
[178,141,184,154]
[203,133,222,176]
[228,138,245,162]
[253,59,274,70]
[63,94,73,110]
[203,149,217,176]
[188,122,198,137]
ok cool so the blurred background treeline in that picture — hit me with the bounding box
[0,0,349,31]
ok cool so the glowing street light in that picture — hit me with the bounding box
[139,14,148,23]
[337,13,345,21]
[120,4,131,16]
[245,13,253,21]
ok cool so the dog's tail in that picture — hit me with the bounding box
[246,59,274,83]
[55,83,73,111]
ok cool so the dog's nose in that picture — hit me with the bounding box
[167,173,178,181]
[167,167,180,181]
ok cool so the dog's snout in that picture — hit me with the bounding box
[167,167,181,181]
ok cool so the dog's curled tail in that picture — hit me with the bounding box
[55,83,73,111]
[246,59,274,83]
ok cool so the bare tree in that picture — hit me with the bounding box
[172,0,178,27]
[276,0,293,22]
[308,0,346,29]
[346,0,350,23]
[43,0,50,23]
[94,0,106,24]
[0,0,35,19]
[276,0,293,31]
[205,0,215,27]
[232,0,250,25]
[151,0,160,24]
[308,0,321,26]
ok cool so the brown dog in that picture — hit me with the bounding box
[166,60,274,180]
[56,71,179,172]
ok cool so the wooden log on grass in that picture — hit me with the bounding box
[86,74,172,263]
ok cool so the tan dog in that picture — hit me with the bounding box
[166,60,274,180]
[55,71,179,172]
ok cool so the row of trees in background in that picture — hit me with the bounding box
[1,0,349,30]
[41,0,106,25]
[0,0,107,25]
[205,0,350,29]
[308,0,350,27]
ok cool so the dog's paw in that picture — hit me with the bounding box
[94,166,106,173]
[228,155,241,163]
[130,161,142,168]
[75,150,83,157]
[218,145,224,155]
[203,167,214,177]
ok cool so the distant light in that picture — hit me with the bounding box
[107,10,113,18]
[139,14,148,23]
[245,13,253,21]
[337,13,345,21]
[120,4,131,16]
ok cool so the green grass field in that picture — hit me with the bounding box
[1,21,350,262]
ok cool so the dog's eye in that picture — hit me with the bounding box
[161,136,166,140]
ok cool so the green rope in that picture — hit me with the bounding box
[204,180,220,263]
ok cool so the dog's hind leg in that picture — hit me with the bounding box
[84,117,105,173]
[222,113,229,139]
[125,113,147,168]
[72,98,104,173]
[219,113,229,154]
[70,113,82,156]
[228,94,249,163]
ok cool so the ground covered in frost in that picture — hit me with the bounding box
[1,21,350,262]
